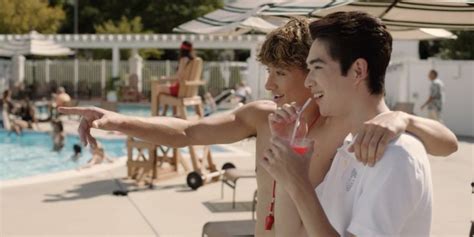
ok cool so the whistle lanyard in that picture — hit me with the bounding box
[265,115,319,231]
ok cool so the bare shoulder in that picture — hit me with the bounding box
[244,100,276,113]
[229,100,276,132]
[234,100,276,121]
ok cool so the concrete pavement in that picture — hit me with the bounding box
[1,137,472,236]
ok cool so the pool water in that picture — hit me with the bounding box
[0,129,233,181]
[117,104,153,117]
[117,104,217,117]
[0,130,126,181]
[34,103,223,120]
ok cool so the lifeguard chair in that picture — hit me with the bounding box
[127,57,222,188]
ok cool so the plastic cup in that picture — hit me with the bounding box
[269,116,308,140]
[290,137,312,155]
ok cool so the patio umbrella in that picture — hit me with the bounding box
[0,31,74,57]
[175,0,459,40]
[258,0,474,30]
[173,0,286,35]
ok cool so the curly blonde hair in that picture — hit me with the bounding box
[257,18,312,71]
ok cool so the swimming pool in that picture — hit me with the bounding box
[34,102,224,120]
[117,104,153,117]
[0,130,126,181]
[117,103,217,117]
[0,129,233,181]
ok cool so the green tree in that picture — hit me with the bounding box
[86,16,161,59]
[419,31,474,60]
[0,0,65,34]
[438,31,474,60]
[59,0,223,34]
[58,0,222,60]
[95,16,144,34]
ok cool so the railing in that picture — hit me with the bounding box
[5,59,247,100]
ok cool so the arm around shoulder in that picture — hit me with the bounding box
[404,112,458,156]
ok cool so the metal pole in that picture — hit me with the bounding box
[74,0,79,34]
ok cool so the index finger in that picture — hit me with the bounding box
[58,107,97,116]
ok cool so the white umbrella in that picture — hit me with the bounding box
[175,0,460,40]
[389,27,457,40]
[258,0,474,30]
[174,0,291,35]
[0,31,74,57]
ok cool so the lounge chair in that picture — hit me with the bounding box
[202,220,256,237]
[202,190,257,237]
[221,168,257,208]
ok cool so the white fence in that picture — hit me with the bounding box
[0,59,247,99]
[385,59,474,137]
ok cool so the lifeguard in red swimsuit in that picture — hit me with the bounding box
[158,41,195,97]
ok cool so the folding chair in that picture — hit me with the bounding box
[221,168,256,208]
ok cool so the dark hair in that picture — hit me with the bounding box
[179,41,194,60]
[429,69,438,77]
[73,144,82,153]
[309,11,392,95]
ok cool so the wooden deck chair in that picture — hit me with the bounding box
[149,57,219,187]
[126,137,190,185]
[151,57,206,118]
[126,137,158,185]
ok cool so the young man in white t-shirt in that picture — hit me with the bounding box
[261,11,432,236]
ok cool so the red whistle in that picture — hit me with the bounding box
[265,214,274,230]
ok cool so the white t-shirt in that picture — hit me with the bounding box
[316,133,432,237]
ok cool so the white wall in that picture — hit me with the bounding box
[385,59,474,137]
[392,40,419,60]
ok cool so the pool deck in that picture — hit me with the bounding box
[0,119,472,236]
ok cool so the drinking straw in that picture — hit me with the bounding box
[289,98,312,144]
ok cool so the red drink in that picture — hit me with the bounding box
[292,145,308,155]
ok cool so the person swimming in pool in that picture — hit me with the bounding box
[71,144,82,162]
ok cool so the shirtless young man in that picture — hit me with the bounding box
[263,12,451,236]
[59,19,457,236]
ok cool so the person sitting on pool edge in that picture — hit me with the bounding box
[79,141,114,170]
[51,119,65,152]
